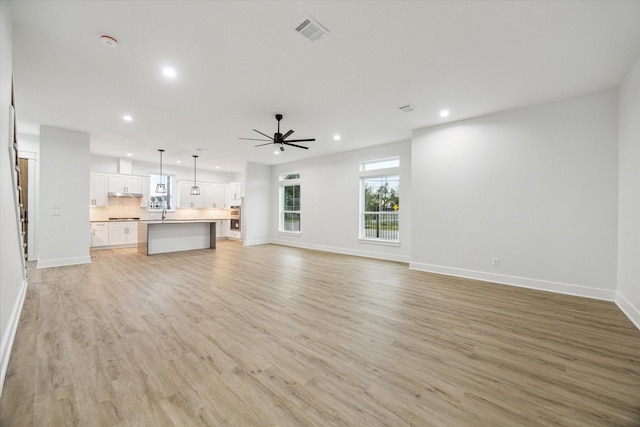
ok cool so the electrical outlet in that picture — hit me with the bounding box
[492,258,500,267]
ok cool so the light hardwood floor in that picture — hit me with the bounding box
[1,241,639,426]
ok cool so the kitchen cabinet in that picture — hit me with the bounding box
[141,176,150,208]
[90,222,109,247]
[203,183,225,208]
[229,182,243,199]
[108,221,138,246]
[217,220,229,238]
[180,182,225,209]
[108,174,143,194]
[89,173,108,206]
[225,181,243,207]
[178,180,204,208]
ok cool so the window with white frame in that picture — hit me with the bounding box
[279,172,301,232]
[149,174,176,211]
[360,158,399,241]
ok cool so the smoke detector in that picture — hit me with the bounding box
[99,34,118,47]
[294,16,329,41]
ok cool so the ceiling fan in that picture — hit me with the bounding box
[240,114,315,151]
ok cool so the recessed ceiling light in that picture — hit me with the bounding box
[126,153,133,157]
[215,166,220,169]
[99,34,118,47]
[440,109,450,117]
[333,134,341,141]
[274,150,279,155]
[162,67,177,79]
[176,160,181,164]
[123,115,133,122]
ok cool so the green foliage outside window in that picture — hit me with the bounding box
[283,184,300,231]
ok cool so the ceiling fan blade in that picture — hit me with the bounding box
[283,142,309,150]
[240,137,272,142]
[285,138,315,143]
[252,129,273,140]
[254,142,274,147]
[282,130,294,140]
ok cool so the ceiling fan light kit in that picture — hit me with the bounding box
[240,114,316,150]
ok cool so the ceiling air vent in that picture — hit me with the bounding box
[294,16,329,41]
[399,104,415,113]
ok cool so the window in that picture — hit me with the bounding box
[280,173,301,232]
[360,158,399,242]
[360,157,400,172]
[149,174,175,211]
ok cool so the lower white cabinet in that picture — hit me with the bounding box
[90,222,109,247]
[108,221,138,246]
[91,221,138,248]
[217,220,229,238]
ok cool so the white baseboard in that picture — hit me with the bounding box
[0,278,28,398]
[409,262,617,302]
[615,291,640,331]
[270,239,410,263]
[36,255,91,269]
[243,238,270,246]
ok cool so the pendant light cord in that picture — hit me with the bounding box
[193,155,198,186]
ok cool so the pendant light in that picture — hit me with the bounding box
[190,155,200,195]
[156,149,166,193]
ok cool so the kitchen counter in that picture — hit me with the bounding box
[138,220,217,255]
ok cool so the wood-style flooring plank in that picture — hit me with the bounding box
[1,241,639,426]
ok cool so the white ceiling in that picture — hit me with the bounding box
[9,1,640,173]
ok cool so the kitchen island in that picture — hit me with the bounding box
[138,220,217,255]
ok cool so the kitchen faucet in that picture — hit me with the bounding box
[161,209,167,220]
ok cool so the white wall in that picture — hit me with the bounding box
[616,55,640,328]
[270,140,411,262]
[411,90,619,300]
[90,154,233,183]
[0,0,28,398]
[244,162,271,245]
[38,126,91,268]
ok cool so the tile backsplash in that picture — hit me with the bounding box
[90,197,230,221]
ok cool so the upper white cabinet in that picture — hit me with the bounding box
[226,181,243,207]
[108,174,143,194]
[229,182,243,200]
[141,176,150,208]
[178,180,204,208]
[203,183,225,208]
[89,173,108,206]
[179,181,227,209]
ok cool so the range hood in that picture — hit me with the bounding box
[108,192,143,198]
[108,158,143,197]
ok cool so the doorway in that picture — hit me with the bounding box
[18,157,28,258]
